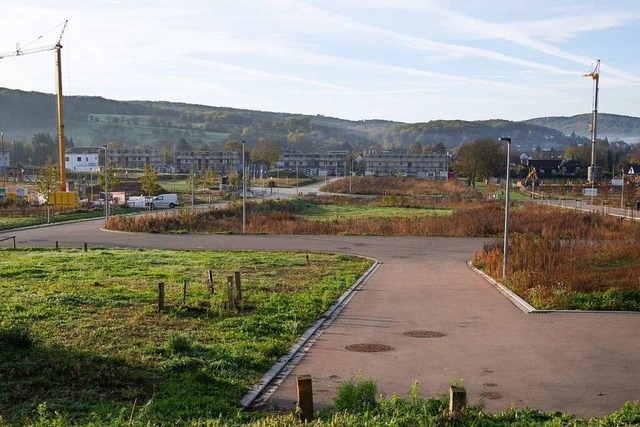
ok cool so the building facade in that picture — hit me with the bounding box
[175,151,241,175]
[107,148,163,169]
[363,151,449,178]
[0,147,9,169]
[280,150,349,176]
[64,148,100,172]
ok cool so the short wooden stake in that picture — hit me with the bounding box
[183,279,188,305]
[84,243,88,252]
[208,269,214,294]
[234,271,242,304]
[449,385,467,415]
[296,374,314,422]
[55,241,59,251]
[226,275,235,308]
[306,254,310,265]
[158,282,165,312]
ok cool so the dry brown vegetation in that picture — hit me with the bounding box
[324,176,480,198]
[107,198,506,236]
[473,205,640,310]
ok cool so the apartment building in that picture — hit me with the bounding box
[363,151,449,178]
[175,151,241,174]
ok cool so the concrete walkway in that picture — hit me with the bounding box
[4,223,640,417]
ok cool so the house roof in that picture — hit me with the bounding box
[65,147,100,154]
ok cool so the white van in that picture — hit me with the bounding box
[150,193,178,209]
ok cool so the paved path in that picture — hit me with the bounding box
[2,221,639,417]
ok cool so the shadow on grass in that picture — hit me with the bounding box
[0,333,248,424]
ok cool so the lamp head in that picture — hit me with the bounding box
[499,137,511,143]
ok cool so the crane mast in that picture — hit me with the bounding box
[0,20,68,191]
[584,59,600,183]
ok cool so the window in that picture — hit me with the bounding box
[65,157,69,162]
[77,157,82,162]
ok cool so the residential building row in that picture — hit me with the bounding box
[61,147,451,178]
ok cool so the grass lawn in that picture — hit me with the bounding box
[0,207,142,232]
[0,248,372,424]
[296,203,452,220]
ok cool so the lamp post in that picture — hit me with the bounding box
[242,140,246,234]
[101,146,109,225]
[190,167,195,209]
[499,137,511,278]
[620,167,625,211]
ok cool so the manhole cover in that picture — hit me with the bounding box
[480,392,502,400]
[345,343,394,352]
[483,383,498,387]
[403,330,447,338]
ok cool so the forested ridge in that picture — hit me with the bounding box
[1,87,638,157]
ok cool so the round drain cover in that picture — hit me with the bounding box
[480,392,502,400]
[403,330,447,338]
[345,343,394,352]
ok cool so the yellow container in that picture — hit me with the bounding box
[51,191,79,207]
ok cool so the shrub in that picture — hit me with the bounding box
[166,332,193,354]
[333,374,378,413]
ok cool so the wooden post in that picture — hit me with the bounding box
[12,236,16,249]
[226,275,235,309]
[158,282,165,312]
[234,271,242,304]
[84,243,88,252]
[55,241,59,251]
[449,385,467,415]
[183,279,188,305]
[296,374,314,422]
[208,269,214,294]
[306,254,310,265]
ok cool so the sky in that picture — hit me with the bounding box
[1,0,639,123]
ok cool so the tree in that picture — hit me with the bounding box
[176,137,191,152]
[140,164,159,196]
[31,133,56,165]
[35,157,59,223]
[186,167,200,206]
[251,138,280,168]
[223,140,242,153]
[453,138,503,186]
[98,162,121,192]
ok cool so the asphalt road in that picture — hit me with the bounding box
[2,209,639,418]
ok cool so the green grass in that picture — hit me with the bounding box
[0,207,143,231]
[293,200,452,221]
[0,248,372,424]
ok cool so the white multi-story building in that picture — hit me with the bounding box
[64,148,100,172]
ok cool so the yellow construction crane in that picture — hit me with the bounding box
[0,20,69,191]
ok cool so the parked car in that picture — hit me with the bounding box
[150,193,178,209]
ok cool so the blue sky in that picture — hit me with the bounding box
[1,0,639,123]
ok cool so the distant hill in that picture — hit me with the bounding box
[524,113,640,144]
[2,87,636,158]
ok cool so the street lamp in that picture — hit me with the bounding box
[499,137,511,278]
[620,167,625,210]
[100,146,109,225]
[242,141,246,234]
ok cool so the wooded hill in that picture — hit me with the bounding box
[1,87,638,157]
[525,113,640,144]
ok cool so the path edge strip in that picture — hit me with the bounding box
[239,257,381,410]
